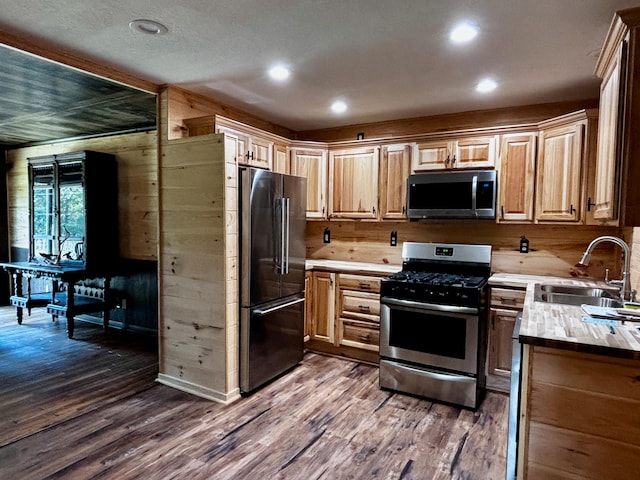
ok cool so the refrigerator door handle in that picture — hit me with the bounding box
[278,197,287,274]
[254,297,305,316]
[284,198,290,274]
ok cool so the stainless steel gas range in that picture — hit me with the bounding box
[379,242,491,409]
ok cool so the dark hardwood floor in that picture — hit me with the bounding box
[0,306,508,480]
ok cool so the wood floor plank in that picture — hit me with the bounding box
[0,306,509,479]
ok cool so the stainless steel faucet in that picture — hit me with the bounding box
[578,235,636,302]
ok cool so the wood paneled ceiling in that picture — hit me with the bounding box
[0,45,156,148]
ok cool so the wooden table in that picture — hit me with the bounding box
[0,261,113,339]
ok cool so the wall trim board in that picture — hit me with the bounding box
[156,374,241,404]
[297,100,599,143]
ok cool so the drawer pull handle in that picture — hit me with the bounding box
[359,283,372,289]
[358,305,371,311]
[500,296,517,303]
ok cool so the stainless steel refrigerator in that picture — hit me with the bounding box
[239,167,307,393]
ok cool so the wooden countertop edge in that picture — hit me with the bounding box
[305,260,400,276]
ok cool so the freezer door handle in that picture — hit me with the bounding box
[254,297,305,316]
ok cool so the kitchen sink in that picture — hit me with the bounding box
[537,284,619,298]
[533,284,624,308]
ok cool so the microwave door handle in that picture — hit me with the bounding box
[471,175,478,215]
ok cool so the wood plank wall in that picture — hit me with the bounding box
[157,133,238,403]
[306,221,621,280]
[624,227,640,296]
[5,131,158,261]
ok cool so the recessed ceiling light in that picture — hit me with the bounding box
[268,64,291,82]
[330,100,348,114]
[129,19,168,35]
[450,22,479,43]
[476,78,498,93]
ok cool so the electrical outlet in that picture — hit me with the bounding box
[323,227,331,243]
[390,230,397,246]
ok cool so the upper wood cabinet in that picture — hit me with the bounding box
[593,40,627,223]
[497,134,537,223]
[328,146,380,219]
[379,144,411,220]
[412,136,496,171]
[216,125,273,170]
[272,143,289,174]
[535,117,586,223]
[290,146,328,220]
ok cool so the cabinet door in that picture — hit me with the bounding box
[488,308,517,377]
[379,144,411,219]
[536,123,584,222]
[290,148,328,220]
[497,134,536,222]
[455,136,496,169]
[217,126,248,165]
[249,135,273,170]
[273,143,289,174]
[328,146,379,219]
[310,272,335,344]
[304,270,311,341]
[412,140,452,171]
[594,42,626,221]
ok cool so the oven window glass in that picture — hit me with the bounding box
[389,309,467,359]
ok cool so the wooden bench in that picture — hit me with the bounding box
[46,278,114,338]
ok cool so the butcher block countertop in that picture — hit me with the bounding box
[305,259,401,276]
[490,273,640,360]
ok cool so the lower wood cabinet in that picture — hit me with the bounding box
[308,271,335,344]
[305,269,383,363]
[519,345,640,479]
[487,286,526,392]
[336,274,381,351]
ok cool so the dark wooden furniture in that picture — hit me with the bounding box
[1,262,113,338]
[2,150,118,338]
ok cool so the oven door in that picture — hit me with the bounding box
[380,297,479,375]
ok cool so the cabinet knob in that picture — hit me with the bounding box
[402,206,406,215]
[372,206,376,214]
[570,204,576,215]
[445,154,450,165]
[452,155,456,165]
[587,197,596,212]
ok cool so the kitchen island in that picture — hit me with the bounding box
[495,273,640,480]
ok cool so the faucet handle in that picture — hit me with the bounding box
[605,268,610,283]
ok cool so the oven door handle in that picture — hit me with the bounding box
[385,359,476,384]
[380,296,479,315]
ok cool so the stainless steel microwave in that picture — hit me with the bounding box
[407,170,497,219]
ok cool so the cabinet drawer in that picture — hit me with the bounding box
[490,287,525,309]
[340,319,380,351]
[338,274,381,293]
[338,290,380,322]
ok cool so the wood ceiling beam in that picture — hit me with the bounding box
[0,28,159,94]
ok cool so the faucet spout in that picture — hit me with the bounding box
[578,236,635,302]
